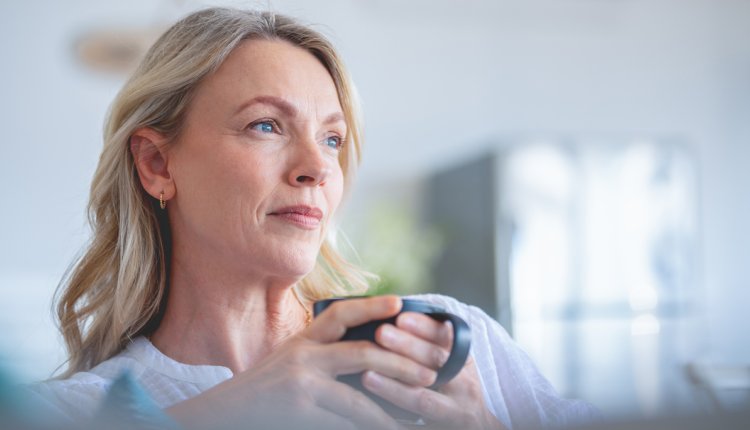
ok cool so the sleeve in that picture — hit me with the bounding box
[416,294,601,429]
[93,371,183,430]
[23,376,110,425]
[23,372,182,430]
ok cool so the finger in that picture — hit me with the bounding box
[306,296,402,343]
[316,340,436,387]
[361,371,465,426]
[375,324,450,370]
[439,358,482,400]
[396,312,453,349]
[314,377,400,430]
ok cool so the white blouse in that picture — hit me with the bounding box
[28,294,598,428]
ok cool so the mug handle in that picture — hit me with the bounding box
[425,312,471,389]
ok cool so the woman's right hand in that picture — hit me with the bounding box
[166,295,436,430]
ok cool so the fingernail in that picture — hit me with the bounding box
[385,295,402,312]
[421,368,437,386]
[363,370,382,389]
[394,295,403,310]
[399,314,416,329]
[435,348,449,367]
[380,325,395,344]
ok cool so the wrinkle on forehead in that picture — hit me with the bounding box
[203,39,343,124]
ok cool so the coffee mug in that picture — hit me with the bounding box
[313,297,472,423]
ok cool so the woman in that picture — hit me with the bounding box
[30,7,595,430]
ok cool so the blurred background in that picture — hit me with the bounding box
[1,0,748,421]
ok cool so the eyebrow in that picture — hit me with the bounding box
[234,95,345,125]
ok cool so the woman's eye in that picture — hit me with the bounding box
[250,121,275,134]
[324,136,342,150]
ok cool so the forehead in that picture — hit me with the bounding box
[192,38,343,117]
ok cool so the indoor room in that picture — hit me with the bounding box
[1,0,748,428]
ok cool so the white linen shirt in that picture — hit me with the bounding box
[28,294,597,429]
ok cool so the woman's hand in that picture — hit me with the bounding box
[364,312,507,430]
[167,296,437,430]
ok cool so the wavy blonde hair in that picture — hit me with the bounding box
[56,7,371,377]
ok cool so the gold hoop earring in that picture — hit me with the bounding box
[159,191,166,210]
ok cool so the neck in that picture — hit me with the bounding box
[150,256,310,374]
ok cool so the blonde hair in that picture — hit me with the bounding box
[56,7,371,377]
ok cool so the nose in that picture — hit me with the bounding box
[287,140,332,188]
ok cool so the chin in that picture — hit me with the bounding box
[283,263,317,281]
[270,249,319,280]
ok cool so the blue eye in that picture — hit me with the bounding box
[324,136,342,150]
[251,121,274,133]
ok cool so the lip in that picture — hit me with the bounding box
[268,205,324,229]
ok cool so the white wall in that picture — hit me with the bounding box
[1,0,748,387]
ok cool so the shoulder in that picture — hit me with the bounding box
[25,342,150,421]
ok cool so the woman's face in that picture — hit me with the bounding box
[167,39,346,282]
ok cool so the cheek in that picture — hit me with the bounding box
[171,143,277,234]
[326,169,345,212]
[215,155,281,232]
[174,152,227,210]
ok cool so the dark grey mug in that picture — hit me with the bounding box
[313,297,472,423]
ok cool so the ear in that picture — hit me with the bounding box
[130,127,174,202]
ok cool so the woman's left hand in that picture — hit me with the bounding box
[364,312,507,430]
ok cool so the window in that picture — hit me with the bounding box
[500,139,700,415]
